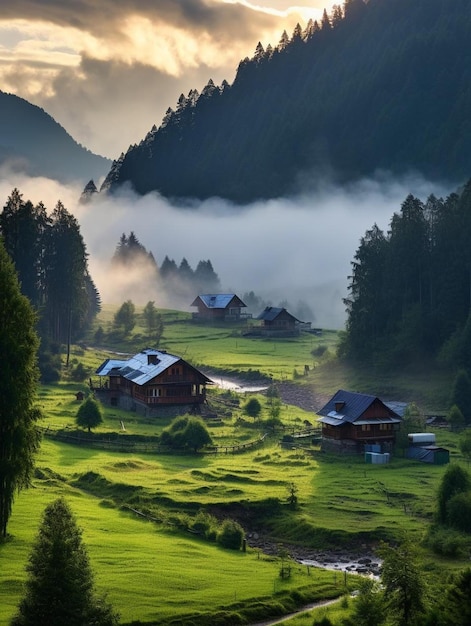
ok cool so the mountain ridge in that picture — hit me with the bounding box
[0,90,111,184]
[102,0,471,203]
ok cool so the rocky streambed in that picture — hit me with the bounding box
[246,533,381,578]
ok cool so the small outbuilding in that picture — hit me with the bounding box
[406,445,450,465]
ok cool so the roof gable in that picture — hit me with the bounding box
[96,348,211,386]
[256,306,299,322]
[191,294,246,309]
[317,389,401,425]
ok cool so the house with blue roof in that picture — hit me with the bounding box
[256,306,303,336]
[191,293,250,321]
[317,389,402,454]
[93,348,212,416]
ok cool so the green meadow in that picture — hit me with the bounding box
[0,307,466,624]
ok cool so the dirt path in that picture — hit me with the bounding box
[250,598,341,626]
[276,381,329,413]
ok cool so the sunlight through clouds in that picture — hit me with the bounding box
[0,0,336,156]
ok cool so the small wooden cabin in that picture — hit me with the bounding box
[93,348,212,415]
[191,294,249,321]
[317,389,402,454]
[256,307,301,335]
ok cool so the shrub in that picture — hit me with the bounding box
[70,362,89,382]
[216,519,244,550]
[243,397,262,419]
[447,491,471,532]
[424,526,468,558]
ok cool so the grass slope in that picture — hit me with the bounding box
[0,306,464,624]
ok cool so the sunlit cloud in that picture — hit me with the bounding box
[0,0,334,156]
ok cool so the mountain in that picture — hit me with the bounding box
[102,0,471,203]
[0,91,111,183]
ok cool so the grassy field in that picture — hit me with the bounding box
[0,306,466,624]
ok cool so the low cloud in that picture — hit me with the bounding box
[1,168,451,330]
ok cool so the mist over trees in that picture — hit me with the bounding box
[111,231,221,303]
[340,180,471,369]
[102,0,471,202]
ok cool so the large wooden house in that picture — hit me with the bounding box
[317,389,402,454]
[93,348,212,416]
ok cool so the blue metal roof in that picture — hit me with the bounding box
[96,348,190,386]
[317,389,401,425]
[193,294,244,309]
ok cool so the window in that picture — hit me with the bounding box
[361,424,371,431]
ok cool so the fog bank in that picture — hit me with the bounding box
[0,170,451,329]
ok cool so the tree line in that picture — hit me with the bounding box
[102,0,471,202]
[0,188,100,377]
[112,231,221,303]
[340,179,471,373]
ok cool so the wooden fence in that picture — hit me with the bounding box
[40,427,268,455]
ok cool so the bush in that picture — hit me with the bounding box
[216,519,244,550]
[447,491,471,532]
[243,397,262,419]
[70,362,89,382]
[424,526,469,557]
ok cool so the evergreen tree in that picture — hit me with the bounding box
[160,255,178,283]
[448,405,466,432]
[76,396,103,433]
[142,301,164,343]
[194,259,220,293]
[0,239,41,537]
[12,498,119,626]
[342,224,388,359]
[442,568,471,625]
[113,300,135,334]
[378,536,427,625]
[0,189,50,307]
[437,464,470,524]
[244,397,262,419]
[43,201,92,352]
[450,369,471,424]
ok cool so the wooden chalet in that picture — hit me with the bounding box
[93,348,212,416]
[317,389,402,454]
[256,307,301,336]
[191,293,250,321]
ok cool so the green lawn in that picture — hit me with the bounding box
[0,307,466,624]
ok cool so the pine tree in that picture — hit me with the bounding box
[43,201,91,351]
[12,498,119,626]
[0,239,41,537]
[0,189,50,306]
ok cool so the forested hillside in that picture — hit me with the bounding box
[0,91,110,183]
[340,179,471,368]
[102,0,471,202]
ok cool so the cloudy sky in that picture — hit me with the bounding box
[1,1,452,330]
[0,0,337,158]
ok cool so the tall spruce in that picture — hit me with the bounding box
[0,239,41,537]
[342,180,471,366]
[43,201,91,359]
[0,189,50,307]
[12,497,119,626]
